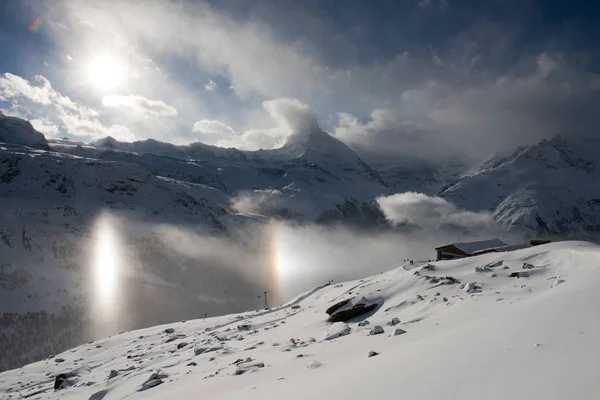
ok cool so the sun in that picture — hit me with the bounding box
[86,54,126,91]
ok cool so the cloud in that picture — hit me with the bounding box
[262,98,315,133]
[192,119,236,136]
[377,192,497,233]
[51,1,326,99]
[102,94,178,117]
[204,80,217,91]
[193,97,315,150]
[30,118,60,137]
[333,51,600,162]
[231,189,284,215]
[0,72,136,142]
[23,2,600,159]
[59,114,135,141]
[0,74,54,105]
[333,109,440,163]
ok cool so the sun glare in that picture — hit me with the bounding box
[86,54,126,91]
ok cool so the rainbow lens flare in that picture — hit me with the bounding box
[29,17,42,33]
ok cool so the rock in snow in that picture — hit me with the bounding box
[369,326,384,335]
[235,361,265,375]
[324,322,351,340]
[140,373,167,391]
[54,373,67,390]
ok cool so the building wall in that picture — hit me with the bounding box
[436,245,468,261]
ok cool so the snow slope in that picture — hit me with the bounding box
[2,241,599,399]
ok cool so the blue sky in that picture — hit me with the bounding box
[1,0,600,160]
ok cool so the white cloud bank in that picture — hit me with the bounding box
[30,118,60,137]
[0,73,135,142]
[192,119,236,136]
[102,94,178,117]
[192,97,315,150]
[377,192,497,233]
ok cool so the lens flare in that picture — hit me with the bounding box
[92,213,123,327]
[96,220,117,300]
[29,18,42,33]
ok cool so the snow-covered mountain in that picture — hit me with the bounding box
[54,118,390,225]
[1,241,599,399]
[0,111,49,150]
[372,157,468,195]
[440,134,600,238]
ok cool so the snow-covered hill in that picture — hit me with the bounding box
[1,241,599,399]
[441,134,600,238]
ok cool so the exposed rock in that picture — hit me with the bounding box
[237,324,251,331]
[194,347,207,356]
[522,263,536,269]
[187,362,197,366]
[387,317,400,326]
[89,390,108,400]
[165,334,186,343]
[326,299,350,315]
[291,305,301,310]
[140,373,167,391]
[140,379,162,391]
[108,370,118,379]
[358,320,370,327]
[368,350,379,357]
[54,374,67,390]
[369,326,384,335]
[329,303,378,322]
[393,328,407,336]
[54,358,65,363]
[164,328,175,334]
[509,271,530,278]
[328,297,379,323]
[177,342,189,350]
[235,361,265,375]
